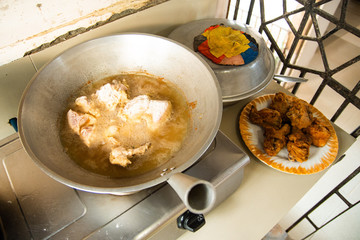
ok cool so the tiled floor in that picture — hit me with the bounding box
[269,139,360,240]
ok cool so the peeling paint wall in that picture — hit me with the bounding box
[0,0,167,65]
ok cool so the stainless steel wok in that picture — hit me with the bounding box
[18,33,222,214]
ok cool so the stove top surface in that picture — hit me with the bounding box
[0,130,249,240]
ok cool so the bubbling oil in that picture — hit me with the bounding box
[60,73,190,178]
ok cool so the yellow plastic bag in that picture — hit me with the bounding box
[202,26,250,58]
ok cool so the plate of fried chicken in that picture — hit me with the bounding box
[239,92,338,174]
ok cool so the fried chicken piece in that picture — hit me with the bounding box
[287,127,312,163]
[286,99,313,129]
[249,105,282,129]
[304,118,331,147]
[269,92,292,122]
[263,124,291,156]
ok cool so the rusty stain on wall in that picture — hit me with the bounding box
[24,0,168,56]
[0,0,168,65]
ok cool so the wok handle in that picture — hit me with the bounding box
[167,172,216,214]
[273,74,308,83]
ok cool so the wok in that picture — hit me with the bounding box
[18,33,222,214]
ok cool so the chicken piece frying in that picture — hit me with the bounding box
[123,95,172,130]
[109,143,151,167]
[67,109,97,146]
[304,118,331,147]
[286,99,313,129]
[269,92,292,122]
[75,96,100,117]
[95,80,129,111]
[249,105,282,129]
[287,127,312,163]
[263,124,291,156]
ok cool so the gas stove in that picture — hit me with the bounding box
[0,130,249,240]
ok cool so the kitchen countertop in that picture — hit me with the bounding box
[179,81,356,240]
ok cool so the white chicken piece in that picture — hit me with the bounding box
[147,100,172,123]
[123,95,150,117]
[105,126,121,145]
[67,109,96,146]
[123,95,172,129]
[75,96,100,117]
[106,125,119,137]
[95,80,128,111]
[75,96,91,112]
[80,126,95,146]
[109,143,151,167]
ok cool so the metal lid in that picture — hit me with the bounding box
[168,18,275,103]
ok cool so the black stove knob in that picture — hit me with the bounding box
[177,210,205,232]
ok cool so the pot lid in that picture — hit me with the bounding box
[168,18,275,102]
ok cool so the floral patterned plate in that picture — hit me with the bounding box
[239,94,338,175]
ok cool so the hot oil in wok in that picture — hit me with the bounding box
[60,74,190,177]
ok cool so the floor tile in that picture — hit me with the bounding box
[287,218,316,240]
[308,195,348,227]
[279,139,360,238]
[339,172,360,204]
[309,203,360,240]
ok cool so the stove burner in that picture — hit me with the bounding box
[0,130,249,239]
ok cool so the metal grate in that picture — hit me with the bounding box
[227,1,360,238]
[227,0,360,138]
